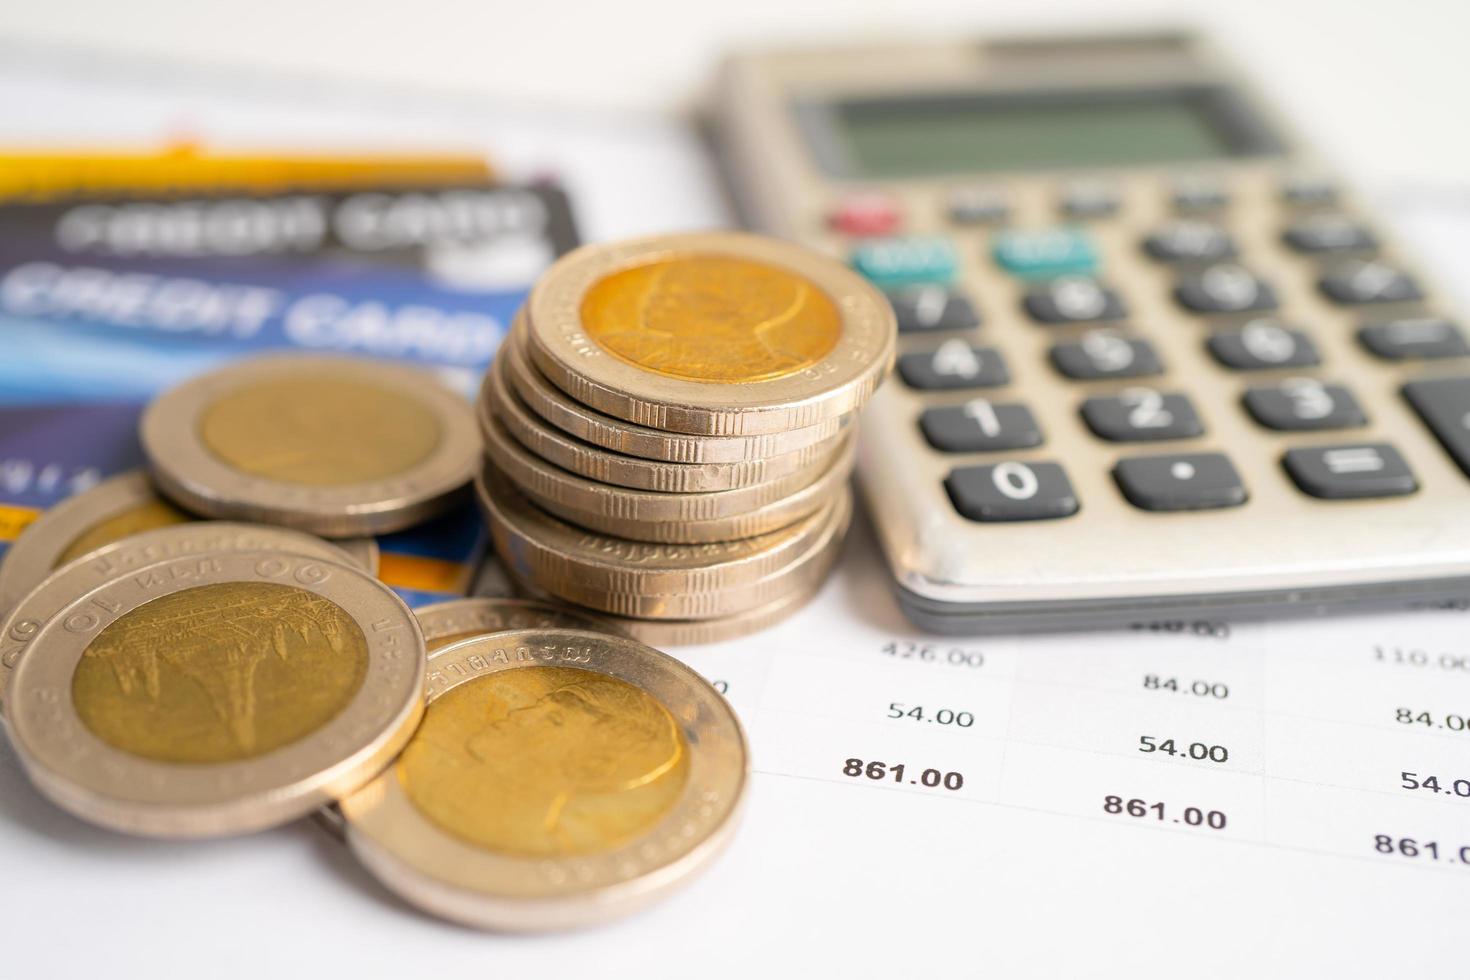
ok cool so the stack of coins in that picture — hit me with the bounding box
[474,231,896,643]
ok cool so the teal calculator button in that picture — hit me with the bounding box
[993,228,1097,279]
[850,236,957,287]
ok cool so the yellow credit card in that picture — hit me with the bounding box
[0,144,492,201]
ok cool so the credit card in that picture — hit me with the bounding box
[0,181,579,603]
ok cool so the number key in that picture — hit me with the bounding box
[1023,276,1127,323]
[898,340,1009,390]
[920,400,1043,453]
[1319,260,1423,305]
[1358,318,1470,361]
[1050,332,1162,380]
[888,286,981,334]
[1175,264,1278,314]
[1143,220,1236,263]
[1282,214,1377,254]
[945,461,1079,522]
[1243,379,1367,431]
[1081,389,1205,442]
[1207,320,1320,370]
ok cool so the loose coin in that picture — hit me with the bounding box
[0,522,368,710]
[521,491,850,619]
[483,411,840,524]
[141,355,480,536]
[0,471,378,616]
[341,628,746,931]
[502,322,850,463]
[6,550,425,837]
[414,596,618,652]
[512,566,829,646]
[525,232,895,436]
[478,460,846,595]
[478,435,853,544]
[483,352,847,493]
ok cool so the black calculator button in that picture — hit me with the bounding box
[1059,181,1119,218]
[1402,376,1470,476]
[1174,264,1278,314]
[1281,178,1338,208]
[1318,260,1423,305]
[1023,277,1127,324]
[1283,443,1417,499]
[1243,379,1367,431]
[1114,453,1247,511]
[946,187,1010,225]
[1081,389,1204,442]
[898,341,1009,390]
[1142,221,1236,263]
[1282,215,1377,254]
[1050,333,1162,380]
[920,400,1043,453]
[1358,318,1470,361]
[1207,322,1320,370]
[945,461,1079,522]
[888,286,981,334]
[1171,178,1229,212]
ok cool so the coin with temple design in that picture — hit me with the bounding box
[524,231,895,435]
[5,550,424,837]
[341,628,746,931]
[141,355,479,536]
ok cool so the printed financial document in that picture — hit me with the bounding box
[0,47,1464,979]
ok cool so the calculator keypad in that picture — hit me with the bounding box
[1081,389,1205,442]
[945,462,1079,521]
[1174,264,1278,314]
[1113,453,1247,511]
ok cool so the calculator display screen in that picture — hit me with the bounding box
[802,87,1282,177]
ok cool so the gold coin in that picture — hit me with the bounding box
[501,323,850,463]
[141,355,480,536]
[6,550,425,837]
[341,628,746,931]
[520,491,850,619]
[200,377,441,485]
[0,521,372,711]
[580,255,841,383]
[414,596,618,652]
[478,459,847,597]
[526,231,895,435]
[397,664,689,856]
[0,471,378,617]
[482,351,847,493]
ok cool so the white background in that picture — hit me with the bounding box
[3,2,1470,977]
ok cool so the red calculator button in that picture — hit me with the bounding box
[829,194,902,236]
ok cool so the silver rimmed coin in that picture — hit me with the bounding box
[478,460,845,596]
[512,565,828,646]
[524,231,895,435]
[478,436,854,544]
[6,550,425,837]
[414,596,618,652]
[0,522,368,710]
[501,322,850,463]
[483,351,846,493]
[0,470,378,615]
[341,628,747,931]
[141,355,480,536]
[520,491,850,619]
[483,411,847,525]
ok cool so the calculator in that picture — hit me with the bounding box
[713,32,1470,633]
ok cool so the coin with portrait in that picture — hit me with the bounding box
[341,628,746,931]
[0,471,378,616]
[140,356,479,535]
[524,231,895,435]
[5,550,424,837]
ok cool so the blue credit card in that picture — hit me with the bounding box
[0,182,579,604]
